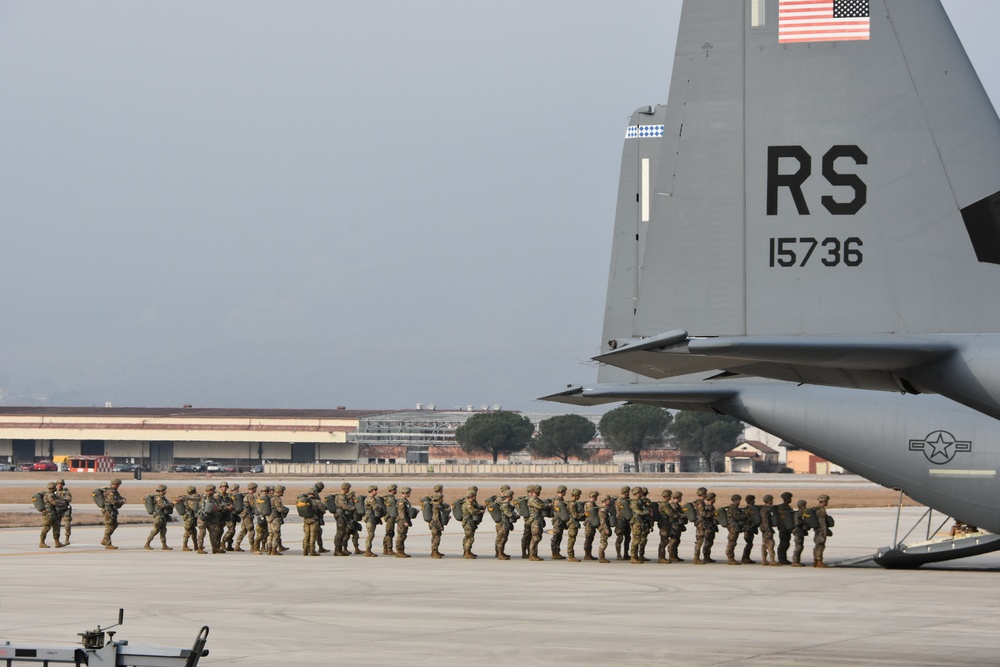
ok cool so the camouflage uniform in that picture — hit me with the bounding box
[791,499,808,566]
[741,495,758,564]
[363,485,381,557]
[217,482,237,551]
[39,482,58,548]
[299,490,322,556]
[582,490,599,560]
[394,488,412,557]
[101,479,125,549]
[759,494,777,565]
[347,490,362,554]
[813,494,831,567]
[656,489,673,563]
[597,495,613,563]
[144,485,174,550]
[628,489,648,564]
[667,492,686,562]
[549,485,568,560]
[53,480,72,547]
[636,487,653,561]
[565,489,583,562]
[177,485,200,551]
[334,483,354,556]
[429,484,446,558]
[692,487,708,564]
[382,484,398,555]
[196,485,225,554]
[724,494,743,565]
[253,486,271,554]
[461,490,484,559]
[311,482,329,553]
[494,490,517,559]
[614,486,632,560]
[267,485,288,555]
[526,488,546,561]
[701,492,718,563]
[235,482,257,552]
[776,492,794,564]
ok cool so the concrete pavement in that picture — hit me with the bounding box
[2,506,999,666]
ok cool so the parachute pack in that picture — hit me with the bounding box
[92,488,107,509]
[383,495,398,520]
[32,492,46,512]
[143,495,156,515]
[231,492,245,514]
[295,494,315,519]
[257,493,272,517]
[615,496,633,522]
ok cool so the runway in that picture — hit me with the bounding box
[1,506,998,666]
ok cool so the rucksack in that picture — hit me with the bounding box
[92,487,107,509]
[143,495,156,515]
[256,494,272,517]
[32,492,46,512]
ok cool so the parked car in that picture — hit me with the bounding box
[221,465,238,473]
[17,462,34,471]
[31,460,58,471]
[189,463,207,473]
[0,463,13,472]
[250,464,264,474]
[204,461,221,472]
[171,464,193,473]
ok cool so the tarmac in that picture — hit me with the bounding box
[2,497,1000,666]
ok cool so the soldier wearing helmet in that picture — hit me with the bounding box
[394,486,413,558]
[548,485,568,560]
[582,490,601,561]
[39,482,59,549]
[597,494,614,563]
[144,484,174,551]
[428,484,447,559]
[759,494,777,566]
[362,485,381,557]
[101,478,125,550]
[196,484,225,554]
[217,482,237,551]
[382,483,399,555]
[776,491,795,565]
[791,499,809,566]
[235,482,258,552]
[52,478,72,548]
[614,485,632,561]
[266,485,288,555]
[724,494,744,565]
[177,485,200,552]
[813,494,831,568]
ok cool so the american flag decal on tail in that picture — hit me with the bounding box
[779,0,870,44]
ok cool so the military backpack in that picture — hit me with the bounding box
[485,496,503,523]
[383,495,398,520]
[92,487,107,509]
[256,493,272,517]
[143,494,157,515]
[615,496,633,522]
[452,500,464,522]
[231,492,245,513]
[296,494,316,518]
[31,492,46,512]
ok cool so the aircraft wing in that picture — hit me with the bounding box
[540,382,739,410]
[596,333,956,392]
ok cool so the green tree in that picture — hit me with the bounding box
[668,411,745,469]
[530,414,597,463]
[598,403,672,470]
[455,411,534,464]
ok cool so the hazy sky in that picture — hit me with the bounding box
[1,1,997,412]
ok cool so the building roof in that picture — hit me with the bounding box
[0,406,388,419]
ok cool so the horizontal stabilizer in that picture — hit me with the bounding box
[540,382,738,408]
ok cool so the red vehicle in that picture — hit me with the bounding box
[31,460,58,471]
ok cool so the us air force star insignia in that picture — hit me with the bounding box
[908,430,972,465]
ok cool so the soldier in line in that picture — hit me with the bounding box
[234,482,257,552]
[196,484,224,555]
[724,494,744,565]
[175,485,199,552]
[692,487,709,564]
[394,486,413,558]
[637,487,654,562]
[667,491,686,562]
[101,478,125,550]
[656,489,673,564]
[346,485,362,555]
[565,488,583,562]
[791,499,809,566]
[525,484,546,561]
[597,494,613,563]
[333,482,354,556]
[53,479,72,547]
[253,486,272,554]
[382,483,398,555]
[549,485,568,560]
[494,489,517,560]
[299,486,323,556]
[311,482,330,553]
[614,485,632,560]
[363,485,381,557]
[429,483,446,559]
[813,494,831,568]
[759,494,777,566]
[218,482,237,551]
[701,492,719,563]
[776,491,794,565]
[267,485,288,555]
[461,488,484,559]
[582,490,600,561]
[144,484,174,551]
[629,487,649,564]
[39,482,60,548]
[741,494,758,564]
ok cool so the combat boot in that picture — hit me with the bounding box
[39,541,50,549]
[598,557,610,563]
[161,544,173,551]
[105,544,118,550]
[584,552,595,561]
[521,549,529,559]
[318,547,331,553]
[463,550,475,559]
[431,550,443,559]
[791,560,804,567]
[529,554,544,561]
[197,548,207,554]
[498,552,510,560]
[183,545,193,552]
[144,541,153,551]
[741,557,756,564]
[54,539,65,548]
[692,558,705,565]
[727,557,740,565]
[364,549,378,557]
[396,549,411,558]
[568,554,579,563]
[658,557,670,564]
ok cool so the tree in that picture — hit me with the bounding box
[530,414,597,463]
[668,411,745,469]
[598,403,672,470]
[454,411,534,464]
